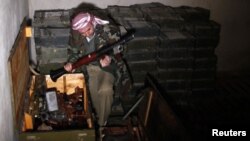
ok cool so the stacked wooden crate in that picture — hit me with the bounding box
[33,9,72,74]
[176,6,220,96]
[157,31,195,98]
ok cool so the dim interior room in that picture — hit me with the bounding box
[1,0,250,141]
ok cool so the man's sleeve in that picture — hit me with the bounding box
[68,29,84,63]
[106,24,121,44]
[99,24,122,76]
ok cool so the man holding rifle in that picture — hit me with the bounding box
[64,12,121,127]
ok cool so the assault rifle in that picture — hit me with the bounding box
[50,31,135,82]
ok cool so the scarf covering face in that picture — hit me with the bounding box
[72,12,109,31]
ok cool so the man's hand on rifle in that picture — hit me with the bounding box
[64,63,75,72]
[100,55,111,67]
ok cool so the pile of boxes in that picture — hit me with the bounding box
[33,9,72,73]
[108,3,220,100]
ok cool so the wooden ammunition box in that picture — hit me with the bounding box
[8,20,95,141]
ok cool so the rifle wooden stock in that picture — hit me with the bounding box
[72,52,97,69]
[50,31,135,82]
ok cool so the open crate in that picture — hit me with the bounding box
[8,19,95,141]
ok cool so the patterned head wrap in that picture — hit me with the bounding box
[72,12,109,31]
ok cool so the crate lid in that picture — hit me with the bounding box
[8,19,31,127]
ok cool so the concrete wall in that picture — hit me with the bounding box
[0,0,29,141]
[210,0,250,72]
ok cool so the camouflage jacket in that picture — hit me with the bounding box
[68,24,121,76]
